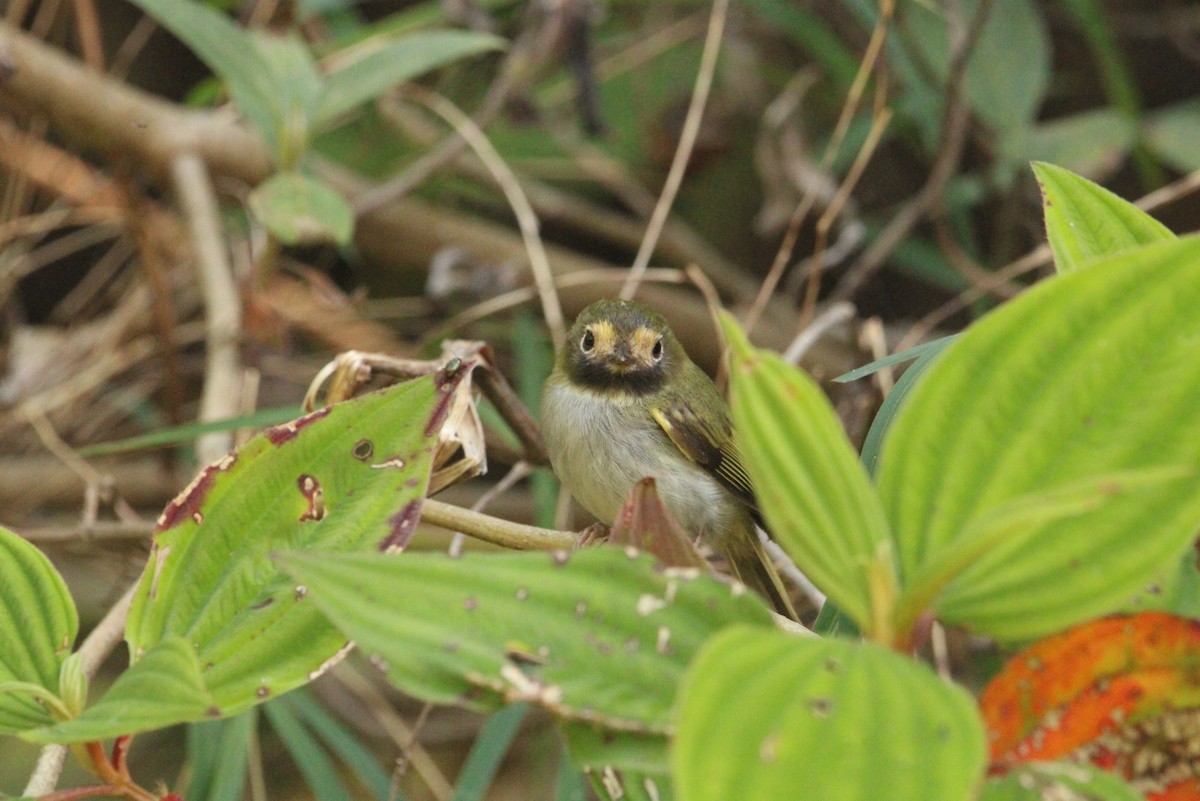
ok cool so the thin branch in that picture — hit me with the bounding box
[619,0,728,300]
[421,499,577,550]
[333,664,453,801]
[170,152,243,465]
[399,85,566,350]
[743,0,895,333]
[830,0,995,303]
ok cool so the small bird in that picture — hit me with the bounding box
[541,299,795,617]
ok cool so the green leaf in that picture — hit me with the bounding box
[26,636,214,743]
[276,548,774,733]
[877,236,1200,642]
[904,0,1050,134]
[251,32,324,164]
[123,0,282,154]
[248,171,354,246]
[184,711,257,801]
[122,369,460,728]
[833,335,958,384]
[264,698,351,801]
[315,30,504,127]
[554,747,589,801]
[77,406,301,457]
[561,724,668,777]
[673,628,986,801]
[1014,109,1137,180]
[898,467,1192,636]
[858,340,953,478]
[721,313,895,634]
[1033,162,1174,273]
[1145,99,1200,173]
[282,689,396,801]
[980,761,1145,801]
[450,703,528,801]
[0,525,78,734]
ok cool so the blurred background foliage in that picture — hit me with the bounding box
[2,0,1200,798]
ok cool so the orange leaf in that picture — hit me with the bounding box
[980,612,1200,799]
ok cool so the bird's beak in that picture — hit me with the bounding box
[610,343,635,368]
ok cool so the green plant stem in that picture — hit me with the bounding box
[420,499,577,550]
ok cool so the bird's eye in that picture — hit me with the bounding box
[581,329,595,352]
[652,339,664,361]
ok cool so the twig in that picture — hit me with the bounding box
[799,108,893,324]
[421,499,577,550]
[743,0,894,334]
[70,0,105,71]
[830,0,995,303]
[333,663,453,801]
[448,461,534,557]
[429,268,686,341]
[170,152,243,465]
[23,582,138,797]
[619,0,728,301]
[399,86,566,350]
[782,302,856,365]
[896,245,1050,351]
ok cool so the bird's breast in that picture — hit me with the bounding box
[541,379,740,540]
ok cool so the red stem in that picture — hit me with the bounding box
[111,735,133,779]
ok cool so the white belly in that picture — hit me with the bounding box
[541,380,738,538]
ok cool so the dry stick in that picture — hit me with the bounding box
[400,86,566,351]
[798,107,894,325]
[782,302,856,366]
[830,0,995,304]
[430,267,686,341]
[70,0,105,71]
[171,152,243,465]
[447,461,534,557]
[23,583,138,797]
[351,3,550,217]
[742,0,895,333]
[619,0,728,301]
[333,664,454,801]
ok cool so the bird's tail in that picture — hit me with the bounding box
[725,527,798,621]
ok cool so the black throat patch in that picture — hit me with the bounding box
[570,359,667,396]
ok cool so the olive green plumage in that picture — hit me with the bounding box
[541,299,795,617]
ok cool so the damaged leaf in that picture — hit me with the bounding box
[981,612,1200,799]
[106,368,463,738]
[276,547,774,770]
[673,627,986,801]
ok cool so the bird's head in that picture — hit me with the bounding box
[560,299,686,395]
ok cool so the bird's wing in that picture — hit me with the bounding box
[649,402,758,512]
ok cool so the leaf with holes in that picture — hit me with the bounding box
[878,236,1200,642]
[721,313,894,635]
[1034,162,1174,273]
[101,366,466,739]
[0,525,78,734]
[276,548,774,739]
[673,627,986,801]
[981,611,1200,801]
